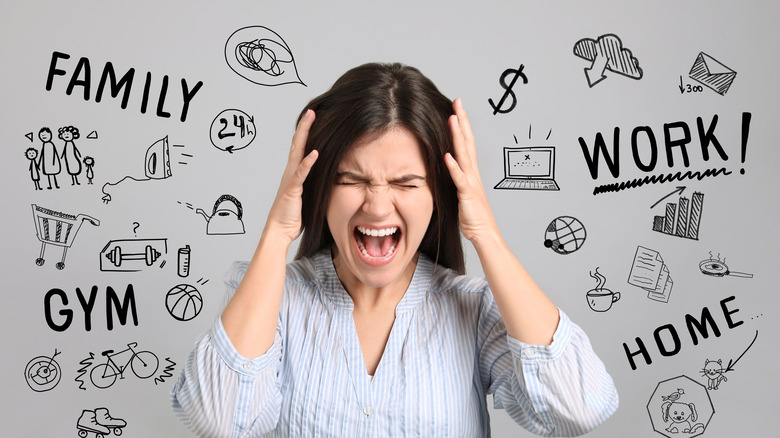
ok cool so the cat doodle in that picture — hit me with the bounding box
[700,359,728,390]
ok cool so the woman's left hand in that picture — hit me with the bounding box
[444,98,499,244]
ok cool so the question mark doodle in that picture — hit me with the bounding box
[132,222,140,237]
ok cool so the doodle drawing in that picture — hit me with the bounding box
[700,359,728,390]
[225,26,305,86]
[627,246,673,303]
[177,245,191,277]
[494,146,559,190]
[166,284,203,322]
[210,109,257,153]
[76,408,126,437]
[487,64,527,115]
[573,33,643,87]
[99,238,167,272]
[25,147,42,190]
[196,194,246,235]
[88,342,159,390]
[699,252,753,278]
[688,52,737,96]
[101,136,174,203]
[651,189,705,240]
[543,216,586,255]
[31,204,100,270]
[586,267,621,312]
[83,156,95,184]
[58,125,83,185]
[39,127,61,189]
[646,375,714,438]
[24,348,62,392]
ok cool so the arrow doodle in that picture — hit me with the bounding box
[650,186,686,209]
[725,330,758,373]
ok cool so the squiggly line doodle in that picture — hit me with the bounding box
[225,26,305,86]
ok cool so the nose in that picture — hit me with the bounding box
[362,185,394,219]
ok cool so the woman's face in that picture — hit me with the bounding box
[327,128,434,292]
[61,130,73,141]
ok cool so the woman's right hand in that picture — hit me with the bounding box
[264,109,319,244]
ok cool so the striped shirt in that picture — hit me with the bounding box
[171,249,618,437]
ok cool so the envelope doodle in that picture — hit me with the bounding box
[688,52,736,96]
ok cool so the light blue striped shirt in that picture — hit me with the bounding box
[171,249,618,437]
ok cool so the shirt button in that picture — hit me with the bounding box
[523,348,536,358]
[242,362,253,371]
[363,406,374,416]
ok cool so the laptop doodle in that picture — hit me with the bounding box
[494,146,560,190]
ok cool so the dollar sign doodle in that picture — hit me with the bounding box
[488,64,527,115]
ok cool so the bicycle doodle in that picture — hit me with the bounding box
[75,342,171,390]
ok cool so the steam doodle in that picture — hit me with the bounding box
[689,52,737,95]
[209,109,256,153]
[628,246,673,303]
[543,216,586,254]
[99,238,168,272]
[195,194,246,235]
[77,408,126,437]
[646,375,714,437]
[225,26,305,86]
[651,188,705,240]
[31,204,100,270]
[101,136,187,203]
[83,342,159,390]
[24,348,62,392]
[573,33,643,87]
[699,252,753,278]
[586,267,621,312]
[166,284,203,321]
[494,146,560,190]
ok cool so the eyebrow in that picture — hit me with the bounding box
[335,171,426,184]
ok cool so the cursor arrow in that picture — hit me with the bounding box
[725,330,758,373]
[585,53,609,87]
[650,186,686,209]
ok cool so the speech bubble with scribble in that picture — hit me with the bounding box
[225,26,305,86]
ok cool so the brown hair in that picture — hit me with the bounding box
[294,62,465,274]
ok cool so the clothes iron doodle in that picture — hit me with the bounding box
[196,194,246,235]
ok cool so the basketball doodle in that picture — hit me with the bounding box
[24,348,62,392]
[543,216,586,255]
[165,284,203,321]
[488,64,527,115]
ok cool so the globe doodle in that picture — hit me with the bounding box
[166,284,203,321]
[544,216,587,255]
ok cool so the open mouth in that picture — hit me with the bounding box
[354,225,400,261]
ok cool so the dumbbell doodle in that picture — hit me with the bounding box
[99,239,168,272]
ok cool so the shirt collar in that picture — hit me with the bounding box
[314,247,433,313]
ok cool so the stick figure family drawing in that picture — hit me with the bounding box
[25,126,94,190]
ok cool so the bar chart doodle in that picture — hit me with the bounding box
[651,189,704,240]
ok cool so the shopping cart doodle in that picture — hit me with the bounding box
[87,342,159,389]
[24,348,62,392]
[31,204,99,270]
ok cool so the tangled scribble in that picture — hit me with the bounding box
[225,26,305,86]
[235,39,290,76]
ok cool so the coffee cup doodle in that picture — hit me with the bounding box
[587,267,621,312]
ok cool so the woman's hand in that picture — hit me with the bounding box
[265,109,319,244]
[444,99,499,244]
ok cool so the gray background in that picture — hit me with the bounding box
[1,1,778,436]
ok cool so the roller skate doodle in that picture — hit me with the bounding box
[76,408,126,437]
[88,342,159,389]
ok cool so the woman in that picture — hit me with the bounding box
[58,125,82,185]
[172,63,618,437]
